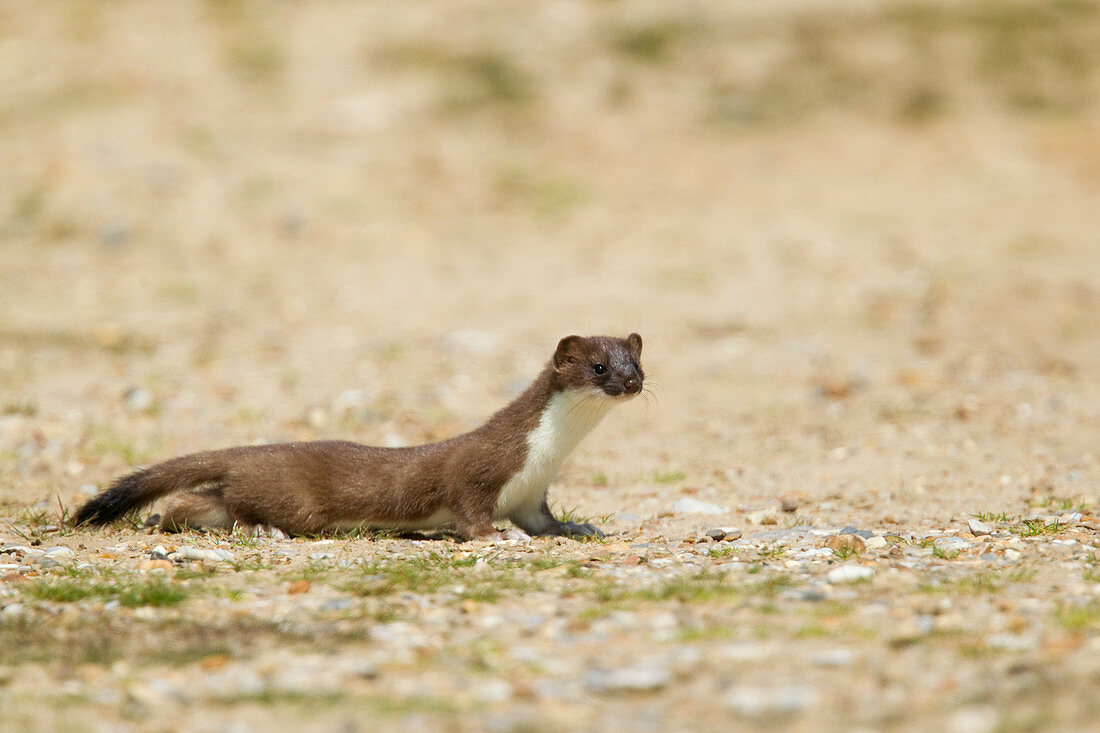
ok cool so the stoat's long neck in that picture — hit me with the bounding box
[493,387,617,519]
[528,388,616,465]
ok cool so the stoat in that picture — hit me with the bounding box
[75,333,644,542]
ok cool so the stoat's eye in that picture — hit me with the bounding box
[593,363,607,375]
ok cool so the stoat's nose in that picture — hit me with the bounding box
[623,377,641,394]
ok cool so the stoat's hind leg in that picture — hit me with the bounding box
[155,493,232,532]
[232,521,288,540]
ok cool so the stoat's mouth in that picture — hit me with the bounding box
[600,386,642,399]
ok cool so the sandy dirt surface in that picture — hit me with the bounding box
[2,1,1100,731]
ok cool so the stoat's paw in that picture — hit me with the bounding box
[493,527,533,545]
[560,521,605,539]
[234,522,289,540]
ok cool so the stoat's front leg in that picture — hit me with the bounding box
[511,500,605,539]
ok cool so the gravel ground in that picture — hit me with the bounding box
[2,1,1100,731]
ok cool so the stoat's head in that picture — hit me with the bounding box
[552,333,644,398]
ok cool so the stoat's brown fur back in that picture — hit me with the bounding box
[75,334,644,542]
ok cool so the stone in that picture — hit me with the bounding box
[1,603,26,619]
[985,633,1037,652]
[138,559,173,573]
[948,706,998,733]
[123,387,154,412]
[827,565,874,583]
[865,536,887,550]
[585,662,670,693]
[471,678,513,704]
[2,546,44,558]
[811,648,854,667]
[967,518,993,536]
[824,534,866,555]
[839,525,873,539]
[672,498,727,515]
[933,536,971,554]
[288,580,311,595]
[320,598,353,612]
[746,509,778,525]
[332,388,370,415]
[168,547,235,563]
[725,684,815,717]
[305,406,329,429]
[706,527,742,541]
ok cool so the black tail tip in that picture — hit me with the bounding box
[73,501,110,527]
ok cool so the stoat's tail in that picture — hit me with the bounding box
[74,452,228,526]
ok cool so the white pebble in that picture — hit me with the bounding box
[585,663,671,693]
[3,546,44,558]
[169,547,235,563]
[725,684,815,717]
[811,648,854,667]
[967,518,993,536]
[827,565,874,584]
[1,603,26,619]
[123,387,154,412]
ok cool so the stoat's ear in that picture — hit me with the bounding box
[626,333,643,360]
[553,335,587,370]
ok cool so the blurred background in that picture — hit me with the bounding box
[3,2,1100,730]
[1,0,1098,519]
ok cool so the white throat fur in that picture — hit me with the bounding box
[494,388,618,519]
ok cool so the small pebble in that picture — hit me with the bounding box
[305,406,329,429]
[123,387,154,412]
[948,706,998,733]
[585,662,671,693]
[471,678,513,705]
[824,534,866,555]
[746,509,779,526]
[706,527,742,541]
[3,546,44,558]
[725,684,815,717]
[827,565,874,583]
[865,536,887,550]
[967,518,993,536]
[811,648,854,667]
[168,547,235,563]
[320,598,353,612]
[1,603,26,619]
[985,633,1037,652]
[933,536,971,554]
[138,559,173,573]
